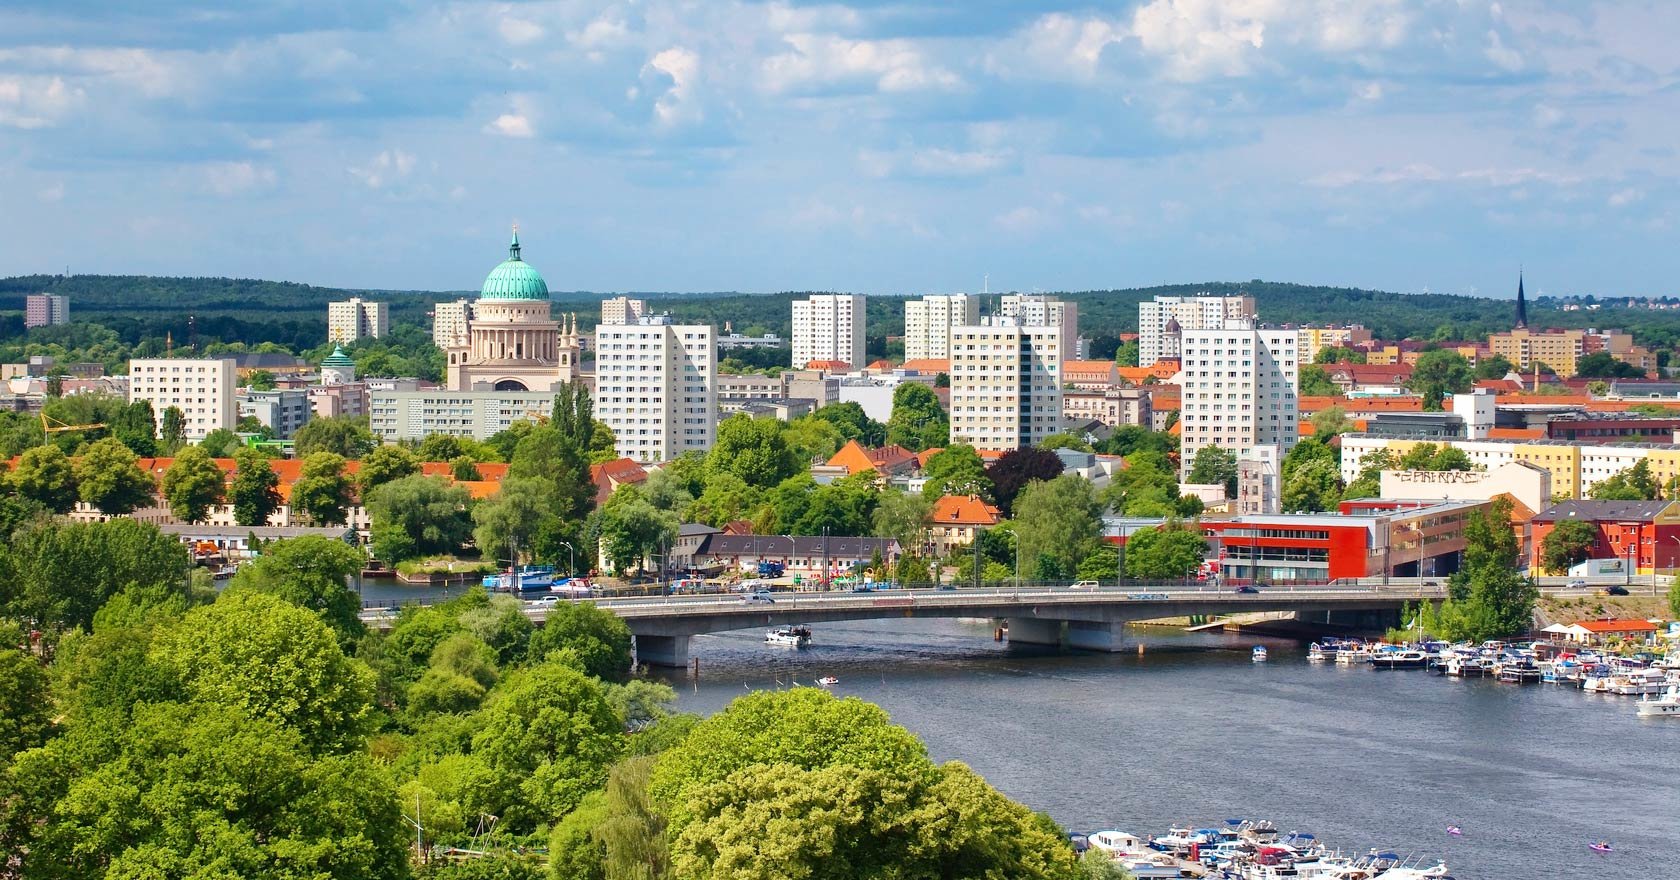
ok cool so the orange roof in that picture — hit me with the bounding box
[930,494,1002,526]
[804,359,851,371]
[864,359,895,371]
[1167,420,1182,436]
[1574,619,1658,633]
[1488,427,1546,440]
[915,447,945,468]
[900,358,949,373]
[1146,360,1180,379]
[1065,360,1116,373]
[826,440,917,476]
[454,480,502,500]
[1115,366,1153,385]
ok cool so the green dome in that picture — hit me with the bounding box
[321,344,355,368]
[480,229,549,301]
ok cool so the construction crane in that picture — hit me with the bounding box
[40,411,105,437]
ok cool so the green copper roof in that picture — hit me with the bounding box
[321,344,355,368]
[480,229,550,301]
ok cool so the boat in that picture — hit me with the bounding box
[1589,841,1613,853]
[815,676,838,687]
[1370,649,1428,670]
[765,625,813,647]
[1443,652,1494,677]
[1495,658,1542,683]
[1612,668,1667,696]
[1086,830,1149,857]
[1336,646,1372,665]
[1307,643,1330,662]
[1636,685,1680,718]
[1253,646,1269,663]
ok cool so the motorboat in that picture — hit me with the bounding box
[1150,826,1219,853]
[1336,646,1373,665]
[1307,643,1330,662]
[1636,685,1680,718]
[1442,652,1493,677]
[1369,865,1452,879]
[1087,830,1149,857]
[1117,853,1187,878]
[1253,646,1269,663]
[1370,649,1428,670]
[765,625,813,647]
[815,676,838,687]
[1495,658,1541,684]
[1612,668,1667,696]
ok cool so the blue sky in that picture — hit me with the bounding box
[1,1,1676,299]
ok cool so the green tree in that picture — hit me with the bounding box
[1435,498,1537,641]
[597,756,671,880]
[246,368,278,390]
[550,789,609,880]
[74,436,157,515]
[706,414,797,488]
[1186,445,1238,498]
[451,454,484,481]
[1396,442,1473,472]
[226,535,366,641]
[1115,338,1140,367]
[408,631,500,716]
[1539,519,1598,574]
[1474,354,1515,380]
[229,445,282,526]
[684,471,762,528]
[1075,546,1119,582]
[600,485,680,576]
[1407,349,1474,410]
[293,414,378,459]
[1314,346,1366,364]
[158,404,188,453]
[1669,573,1680,619]
[1122,523,1207,579]
[1309,406,1356,440]
[1298,364,1337,396]
[0,518,188,631]
[366,474,475,563]
[885,383,948,451]
[0,623,51,761]
[198,426,244,457]
[291,451,354,526]
[160,444,225,523]
[1573,351,1644,378]
[812,401,887,447]
[1012,475,1103,578]
[872,488,933,549]
[474,476,563,567]
[528,600,634,682]
[358,443,421,492]
[1589,459,1660,501]
[790,472,881,537]
[921,444,992,500]
[1342,448,1396,501]
[783,414,845,464]
[1282,457,1343,513]
[6,444,77,512]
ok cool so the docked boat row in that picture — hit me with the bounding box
[1306,637,1680,718]
[1075,819,1452,879]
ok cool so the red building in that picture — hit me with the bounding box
[1202,499,1489,583]
[1528,500,1680,575]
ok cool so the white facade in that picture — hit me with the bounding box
[328,297,389,342]
[903,294,978,361]
[237,389,313,439]
[24,294,69,328]
[948,317,1063,451]
[594,317,716,463]
[432,299,473,347]
[1138,295,1256,367]
[1236,445,1282,515]
[1178,321,1298,478]
[999,295,1077,360]
[368,390,554,441]
[128,358,238,441]
[791,294,866,369]
[600,296,647,326]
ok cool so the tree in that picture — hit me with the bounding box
[1396,442,1473,472]
[922,444,992,500]
[1669,572,1680,619]
[293,414,377,458]
[706,414,797,488]
[366,474,474,563]
[1038,432,1094,453]
[1074,546,1119,582]
[1539,520,1598,574]
[1314,346,1366,364]
[451,454,484,481]
[1589,459,1660,501]
[1342,448,1395,501]
[1407,350,1474,410]
[783,414,844,464]
[358,443,421,492]
[527,601,633,681]
[550,789,609,880]
[600,486,680,576]
[1186,445,1238,498]
[246,368,278,390]
[1309,406,1355,440]
[474,477,562,567]
[1298,364,1338,396]
[1573,351,1643,379]
[988,447,1066,515]
[1013,476,1103,577]
[160,444,225,523]
[159,404,188,453]
[198,426,243,457]
[684,471,762,528]
[7,444,77,512]
[1282,456,1343,513]
[0,518,188,631]
[872,489,932,549]
[1434,498,1538,642]
[596,757,671,880]
[226,535,366,641]
[812,401,886,447]
[1122,523,1207,579]
[791,472,881,537]
[1115,338,1139,367]
[74,436,157,514]
[0,623,51,761]
[1474,354,1515,380]
[291,451,354,526]
[230,445,282,526]
[885,383,948,451]
[1103,450,1186,517]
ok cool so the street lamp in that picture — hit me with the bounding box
[556,541,576,578]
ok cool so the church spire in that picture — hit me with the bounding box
[509,224,522,262]
[1514,270,1528,330]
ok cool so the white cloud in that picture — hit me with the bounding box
[498,17,545,46]
[644,46,701,126]
[38,182,64,202]
[0,75,84,129]
[488,113,533,137]
[761,33,960,94]
[349,150,417,189]
[1484,29,1523,72]
[1607,188,1642,207]
[202,161,276,197]
[1129,0,1416,82]
[1008,13,1126,81]
[994,205,1046,232]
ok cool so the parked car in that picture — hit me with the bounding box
[1604,585,1630,596]
[531,595,561,605]
[1069,580,1100,590]
[1234,585,1260,594]
[1567,579,1587,588]
[742,590,775,604]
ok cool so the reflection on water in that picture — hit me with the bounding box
[665,618,1676,880]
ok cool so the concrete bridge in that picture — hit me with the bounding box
[540,583,1447,666]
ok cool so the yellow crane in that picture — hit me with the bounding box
[40,411,106,436]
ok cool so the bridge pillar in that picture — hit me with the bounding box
[636,634,691,668]
[1065,620,1125,652]
[1006,618,1063,647]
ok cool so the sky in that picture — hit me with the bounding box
[1,1,1677,299]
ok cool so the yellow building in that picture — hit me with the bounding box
[1511,442,1582,500]
[1488,329,1585,377]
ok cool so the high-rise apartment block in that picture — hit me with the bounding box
[432,299,473,347]
[903,294,978,361]
[24,294,69,328]
[594,316,716,463]
[327,297,389,342]
[948,317,1063,451]
[999,295,1077,360]
[791,294,866,370]
[600,296,647,326]
[1177,321,1299,479]
[128,358,238,441]
[1138,295,1256,367]
[1296,325,1373,363]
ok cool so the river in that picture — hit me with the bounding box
[660,618,1677,880]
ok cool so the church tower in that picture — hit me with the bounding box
[1514,272,1528,330]
[445,228,578,392]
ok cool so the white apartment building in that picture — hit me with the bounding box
[1138,295,1256,367]
[128,358,238,441]
[948,317,1063,451]
[594,316,716,463]
[1236,445,1282,515]
[327,297,389,342]
[237,389,313,439]
[1177,321,1299,479]
[25,294,69,328]
[600,296,647,326]
[791,294,866,370]
[432,299,473,347]
[903,294,978,361]
[1000,295,1077,360]
[368,390,555,441]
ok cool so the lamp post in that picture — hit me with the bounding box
[557,541,576,579]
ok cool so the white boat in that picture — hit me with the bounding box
[1612,668,1667,695]
[1636,685,1680,718]
[1118,853,1187,878]
[1336,647,1372,665]
[1253,646,1269,663]
[1370,649,1428,670]
[1086,830,1149,857]
[1307,643,1330,662]
[765,625,812,647]
[815,676,838,687]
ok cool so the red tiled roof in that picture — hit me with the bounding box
[804,359,851,371]
[930,494,1001,526]
[827,440,917,476]
[1574,619,1658,633]
[900,358,950,373]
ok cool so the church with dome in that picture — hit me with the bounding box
[443,228,582,392]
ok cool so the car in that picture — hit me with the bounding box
[1604,585,1629,596]
[531,595,561,605]
[742,590,775,604]
[1234,585,1260,594]
[1567,580,1586,588]
[1069,580,1099,590]
[851,583,875,593]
